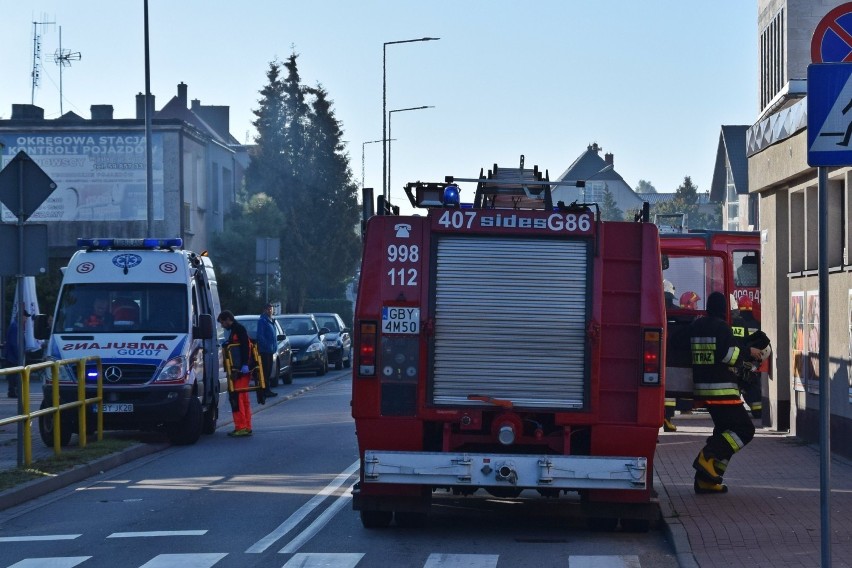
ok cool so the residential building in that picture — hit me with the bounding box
[0,82,247,260]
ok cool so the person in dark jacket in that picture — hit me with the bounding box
[674,291,763,494]
[732,295,763,418]
[4,318,21,398]
[218,310,253,437]
[256,303,278,398]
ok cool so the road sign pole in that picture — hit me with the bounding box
[15,158,25,467]
[818,166,831,568]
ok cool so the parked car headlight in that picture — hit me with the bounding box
[306,343,323,353]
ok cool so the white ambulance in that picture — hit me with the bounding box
[39,238,225,446]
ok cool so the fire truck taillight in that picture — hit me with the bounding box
[359,321,378,377]
[642,328,663,385]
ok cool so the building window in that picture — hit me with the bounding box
[195,156,206,210]
[759,7,785,111]
[789,189,804,274]
[222,167,233,213]
[805,186,818,272]
[211,161,220,213]
[583,182,605,204]
[726,160,739,230]
[183,202,193,235]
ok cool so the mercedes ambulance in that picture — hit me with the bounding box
[39,238,224,446]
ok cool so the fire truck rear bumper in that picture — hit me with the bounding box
[362,450,647,491]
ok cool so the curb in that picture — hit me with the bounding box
[654,469,698,568]
[0,442,165,512]
[0,373,345,512]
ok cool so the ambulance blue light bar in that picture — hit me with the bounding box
[77,238,183,250]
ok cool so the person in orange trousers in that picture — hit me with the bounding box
[218,310,253,437]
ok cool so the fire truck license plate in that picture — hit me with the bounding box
[382,307,420,334]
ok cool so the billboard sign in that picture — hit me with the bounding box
[0,131,165,222]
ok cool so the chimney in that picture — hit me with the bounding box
[191,98,201,112]
[177,82,188,108]
[11,104,44,120]
[135,93,155,119]
[604,152,614,166]
[90,105,114,120]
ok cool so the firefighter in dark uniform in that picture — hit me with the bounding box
[675,291,761,494]
[218,310,253,437]
[733,296,762,419]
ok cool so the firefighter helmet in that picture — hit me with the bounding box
[738,296,753,312]
[680,291,700,310]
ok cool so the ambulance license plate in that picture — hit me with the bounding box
[382,307,420,334]
[101,403,134,413]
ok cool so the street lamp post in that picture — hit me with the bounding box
[383,37,439,201]
[388,106,434,201]
[362,139,384,190]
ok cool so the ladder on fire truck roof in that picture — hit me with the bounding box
[654,213,687,233]
[449,155,590,211]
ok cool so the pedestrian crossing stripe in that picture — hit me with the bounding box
[3,553,646,567]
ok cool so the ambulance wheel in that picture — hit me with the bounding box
[588,517,618,532]
[360,509,393,528]
[166,397,203,445]
[620,518,651,533]
[38,399,73,447]
[202,384,219,435]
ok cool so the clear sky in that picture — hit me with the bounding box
[0,1,758,213]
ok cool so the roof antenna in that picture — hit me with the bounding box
[53,26,82,115]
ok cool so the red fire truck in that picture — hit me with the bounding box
[660,228,761,400]
[351,158,666,530]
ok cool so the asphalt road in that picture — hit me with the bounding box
[0,371,678,568]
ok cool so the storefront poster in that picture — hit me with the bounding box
[0,131,164,222]
[791,291,805,392]
[806,290,820,395]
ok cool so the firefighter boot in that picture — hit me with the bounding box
[693,450,724,484]
[663,418,677,432]
[694,478,728,494]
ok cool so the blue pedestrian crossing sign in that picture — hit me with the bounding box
[808,63,852,166]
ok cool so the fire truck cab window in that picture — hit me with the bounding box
[734,252,759,287]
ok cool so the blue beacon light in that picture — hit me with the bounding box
[443,184,461,206]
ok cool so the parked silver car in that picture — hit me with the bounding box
[311,312,352,370]
[235,314,293,386]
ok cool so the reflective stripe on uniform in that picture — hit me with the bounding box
[664,398,676,408]
[722,346,740,365]
[722,430,746,453]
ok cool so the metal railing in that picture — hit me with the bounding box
[0,356,103,467]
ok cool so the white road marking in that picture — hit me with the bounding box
[424,553,499,568]
[7,558,91,568]
[138,553,227,568]
[0,535,80,542]
[247,459,359,553]
[278,482,356,554]
[107,530,207,538]
[569,556,641,568]
[282,553,365,567]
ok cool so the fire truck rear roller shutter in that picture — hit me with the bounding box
[432,236,589,409]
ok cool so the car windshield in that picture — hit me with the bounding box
[314,316,339,332]
[279,317,316,336]
[54,283,187,333]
